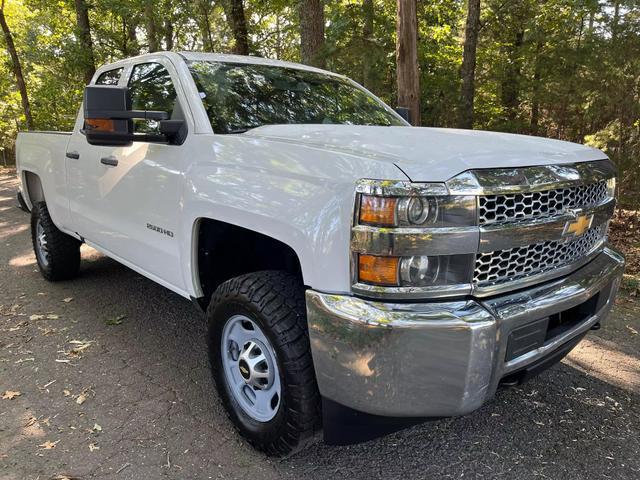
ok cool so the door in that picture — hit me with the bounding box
[66,60,189,293]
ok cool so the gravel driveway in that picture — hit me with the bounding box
[1,169,639,479]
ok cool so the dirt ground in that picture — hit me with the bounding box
[1,168,639,480]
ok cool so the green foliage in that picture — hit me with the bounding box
[0,0,638,205]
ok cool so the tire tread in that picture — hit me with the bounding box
[206,270,321,457]
[31,202,81,281]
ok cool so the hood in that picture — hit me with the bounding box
[244,125,606,182]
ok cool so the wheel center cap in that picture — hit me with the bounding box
[238,359,251,380]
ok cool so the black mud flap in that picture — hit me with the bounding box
[17,192,30,213]
[322,397,433,446]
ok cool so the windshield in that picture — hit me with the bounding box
[188,61,405,134]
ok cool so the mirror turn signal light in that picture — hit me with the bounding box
[359,195,397,226]
[358,254,400,286]
[85,118,115,132]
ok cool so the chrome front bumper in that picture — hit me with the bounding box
[306,247,625,418]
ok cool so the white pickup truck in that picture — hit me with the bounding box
[16,52,625,455]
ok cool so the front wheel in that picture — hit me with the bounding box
[207,271,321,456]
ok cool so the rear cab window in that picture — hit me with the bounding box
[95,68,123,86]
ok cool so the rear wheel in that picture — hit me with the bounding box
[207,271,321,456]
[31,202,81,281]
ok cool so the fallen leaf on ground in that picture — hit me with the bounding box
[63,389,71,397]
[24,417,37,427]
[626,325,638,335]
[63,297,73,303]
[39,440,60,450]
[89,443,99,452]
[29,314,44,321]
[2,390,21,400]
[46,314,60,320]
[76,394,86,405]
[15,357,34,364]
[66,340,94,357]
[92,423,102,433]
[105,315,126,326]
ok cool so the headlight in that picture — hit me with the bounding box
[357,254,474,288]
[353,179,477,297]
[359,194,475,227]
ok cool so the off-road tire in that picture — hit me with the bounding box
[207,271,322,456]
[31,202,81,281]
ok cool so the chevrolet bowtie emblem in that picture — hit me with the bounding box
[563,213,594,238]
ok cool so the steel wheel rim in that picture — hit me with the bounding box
[221,314,281,422]
[35,220,50,267]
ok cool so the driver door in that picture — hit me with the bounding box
[66,60,188,292]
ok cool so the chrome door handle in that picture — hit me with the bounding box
[100,156,118,167]
[65,151,80,159]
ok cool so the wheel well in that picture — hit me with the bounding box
[23,171,44,205]
[196,218,304,305]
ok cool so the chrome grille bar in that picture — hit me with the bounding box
[479,180,609,225]
[474,223,608,285]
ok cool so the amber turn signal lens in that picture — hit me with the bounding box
[85,118,115,132]
[359,195,397,226]
[358,255,400,286]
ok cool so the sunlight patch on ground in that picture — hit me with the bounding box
[565,336,640,392]
[9,251,36,267]
[80,244,102,260]
[0,223,28,241]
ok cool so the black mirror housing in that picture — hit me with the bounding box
[82,85,173,146]
[160,120,188,146]
[395,107,411,123]
[83,86,134,146]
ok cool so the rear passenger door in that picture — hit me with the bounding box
[66,59,189,294]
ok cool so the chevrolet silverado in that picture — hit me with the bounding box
[15,51,625,455]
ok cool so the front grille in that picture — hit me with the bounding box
[474,223,607,284]
[479,181,609,225]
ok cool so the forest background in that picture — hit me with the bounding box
[0,0,638,206]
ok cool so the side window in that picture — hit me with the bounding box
[95,68,123,86]
[128,62,178,134]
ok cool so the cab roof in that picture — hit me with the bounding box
[97,51,343,79]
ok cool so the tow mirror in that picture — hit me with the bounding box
[395,107,411,123]
[82,85,170,146]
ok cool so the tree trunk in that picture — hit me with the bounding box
[125,19,139,56]
[396,0,420,125]
[73,0,96,85]
[298,0,325,68]
[164,19,174,50]
[0,3,34,130]
[530,40,543,135]
[224,0,249,55]
[362,0,375,89]
[163,0,173,50]
[197,0,214,51]
[145,0,159,52]
[458,0,480,129]
[500,29,524,128]
[611,1,620,43]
